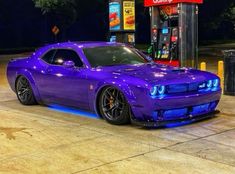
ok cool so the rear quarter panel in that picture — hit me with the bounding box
[6,56,42,103]
[7,57,30,92]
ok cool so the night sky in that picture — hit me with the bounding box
[0,0,234,50]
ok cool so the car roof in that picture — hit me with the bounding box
[44,41,125,49]
[75,41,125,48]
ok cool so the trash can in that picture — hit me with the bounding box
[224,50,235,96]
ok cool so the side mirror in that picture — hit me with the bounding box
[63,60,75,68]
[146,56,153,61]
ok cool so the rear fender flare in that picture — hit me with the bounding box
[15,69,42,103]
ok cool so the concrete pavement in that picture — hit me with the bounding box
[0,53,235,174]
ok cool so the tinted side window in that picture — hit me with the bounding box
[52,49,83,67]
[41,49,56,64]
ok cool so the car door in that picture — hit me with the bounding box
[37,48,90,110]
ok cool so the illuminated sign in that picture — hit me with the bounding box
[144,0,203,7]
[127,33,135,43]
[52,25,60,35]
[110,35,117,42]
[160,4,178,15]
[123,1,135,31]
[162,28,169,34]
[109,2,121,31]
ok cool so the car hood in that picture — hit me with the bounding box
[97,63,217,85]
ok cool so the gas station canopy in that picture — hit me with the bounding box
[144,0,203,7]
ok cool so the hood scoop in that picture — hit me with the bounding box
[171,68,187,73]
[114,68,134,73]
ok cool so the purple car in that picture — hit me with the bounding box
[7,42,221,127]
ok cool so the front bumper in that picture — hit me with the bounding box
[131,110,219,128]
[130,89,221,127]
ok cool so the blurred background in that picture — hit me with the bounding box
[0,0,234,52]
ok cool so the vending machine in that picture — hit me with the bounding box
[144,0,203,68]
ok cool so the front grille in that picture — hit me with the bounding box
[153,101,218,121]
[163,108,188,120]
[191,103,210,116]
[167,83,199,94]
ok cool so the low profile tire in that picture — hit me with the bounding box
[99,86,130,125]
[16,76,37,105]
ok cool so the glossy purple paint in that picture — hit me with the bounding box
[6,41,221,126]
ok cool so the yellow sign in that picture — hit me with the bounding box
[123,1,135,31]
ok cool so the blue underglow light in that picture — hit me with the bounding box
[48,104,99,119]
[165,120,194,128]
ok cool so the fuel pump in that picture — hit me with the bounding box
[145,0,203,68]
[152,26,159,59]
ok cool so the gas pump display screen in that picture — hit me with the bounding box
[162,28,169,34]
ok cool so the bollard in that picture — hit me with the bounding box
[200,62,206,71]
[218,61,224,88]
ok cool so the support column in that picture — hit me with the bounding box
[178,3,198,68]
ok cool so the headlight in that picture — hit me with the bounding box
[213,79,219,87]
[207,80,213,88]
[150,86,158,96]
[150,85,166,96]
[199,82,206,89]
[158,85,166,95]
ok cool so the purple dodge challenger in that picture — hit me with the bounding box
[7,42,221,127]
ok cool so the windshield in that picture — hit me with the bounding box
[83,46,148,67]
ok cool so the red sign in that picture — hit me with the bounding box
[144,0,203,7]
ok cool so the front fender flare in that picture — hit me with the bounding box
[91,80,137,116]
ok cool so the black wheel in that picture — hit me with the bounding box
[16,76,37,105]
[99,86,130,125]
